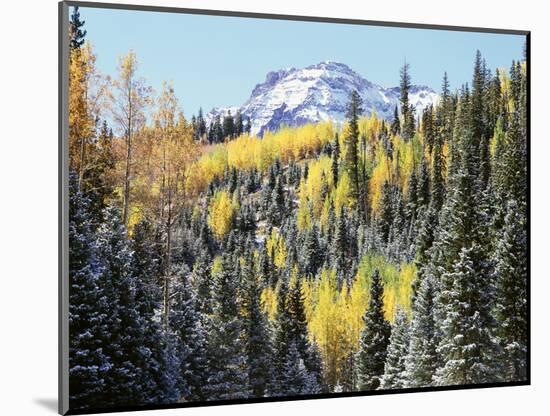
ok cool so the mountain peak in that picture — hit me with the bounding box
[208,62,438,136]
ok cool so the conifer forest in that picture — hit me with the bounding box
[66,6,528,411]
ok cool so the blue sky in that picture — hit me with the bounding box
[77,6,525,116]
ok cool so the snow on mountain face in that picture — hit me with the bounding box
[207,61,438,136]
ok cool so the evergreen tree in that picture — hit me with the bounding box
[399,62,415,141]
[235,110,244,136]
[356,269,391,391]
[68,173,111,410]
[193,249,213,315]
[69,6,87,49]
[169,267,208,401]
[434,247,500,385]
[494,200,528,381]
[431,135,446,212]
[205,254,249,399]
[417,157,431,208]
[242,256,273,397]
[85,120,115,226]
[345,90,363,204]
[196,107,207,140]
[130,218,176,404]
[405,276,438,388]
[378,181,393,245]
[95,207,152,406]
[380,309,410,390]
[282,341,321,396]
[331,134,340,184]
[391,105,401,136]
[223,110,235,139]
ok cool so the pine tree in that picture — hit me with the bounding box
[196,107,207,140]
[380,309,410,389]
[434,246,500,385]
[356,269,391,391]
[405,276,438,388]
[95,207,151,406]
[169,267,208,401]
[378,181,393,245]
[130,218,176,404]
[235,110,244,136]
[331,134,340,184]
[287,276,309,358]
[84,120,115,226]
[205,254,249,399]
[399,62,415,141]
[431,135,446,213]
[494,200,528,381]
[417,157,430,208]
[193,249,213,316]
[406,169,418,220]
[68,173,111,410]
[69,6,87,49]
[242,255,273,397]
[345,90,363,204]
[271,274,293,396]
[223,110,235,139]
[391,105,401,136]
[300,224,321,278]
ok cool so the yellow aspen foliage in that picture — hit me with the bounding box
[369,152,390,213]
[186,120,336,198]
[355,253,416,321]
[302,156,333,217]
[319,195,332,232]
[211,256,223,275]
[69,43,107,180]
[333,170,353,214]
[397,262,416,316]
[260,286,277,321]
[307,268,344,385]
[207,190,235,240]
[266,228,287,269]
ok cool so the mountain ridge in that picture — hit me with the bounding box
[207,61,438,136]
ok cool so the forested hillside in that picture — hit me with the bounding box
[67,7,528,410]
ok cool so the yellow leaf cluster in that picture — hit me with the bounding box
[266,228,288,269]
[207,190,235,240]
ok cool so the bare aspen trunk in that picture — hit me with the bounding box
[78,126,86,190]
[163,172,173,331]
[122,91,133,227]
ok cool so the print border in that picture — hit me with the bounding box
[58,1,531,414]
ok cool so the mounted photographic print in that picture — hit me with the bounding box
[59,1,530,414]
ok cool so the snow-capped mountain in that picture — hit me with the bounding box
[207,61,438,136]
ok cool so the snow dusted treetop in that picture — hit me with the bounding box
[207,61,438,136]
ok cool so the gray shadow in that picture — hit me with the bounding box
[34,398,58,413]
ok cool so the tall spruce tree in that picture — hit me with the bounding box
[434,247,501,385]
[399,61,415,141]
[380,308,410,390]
[242,255,273,397]
[355,269,391,391]
[405,276,438,388]
[494,200,528,381]
[205,254,249,399]
[69,6,87,49]
[345,90,363,205]
[130,218,177,404]
[169,267,208,401]
[95,207,151,406]
[68,173,111,410]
